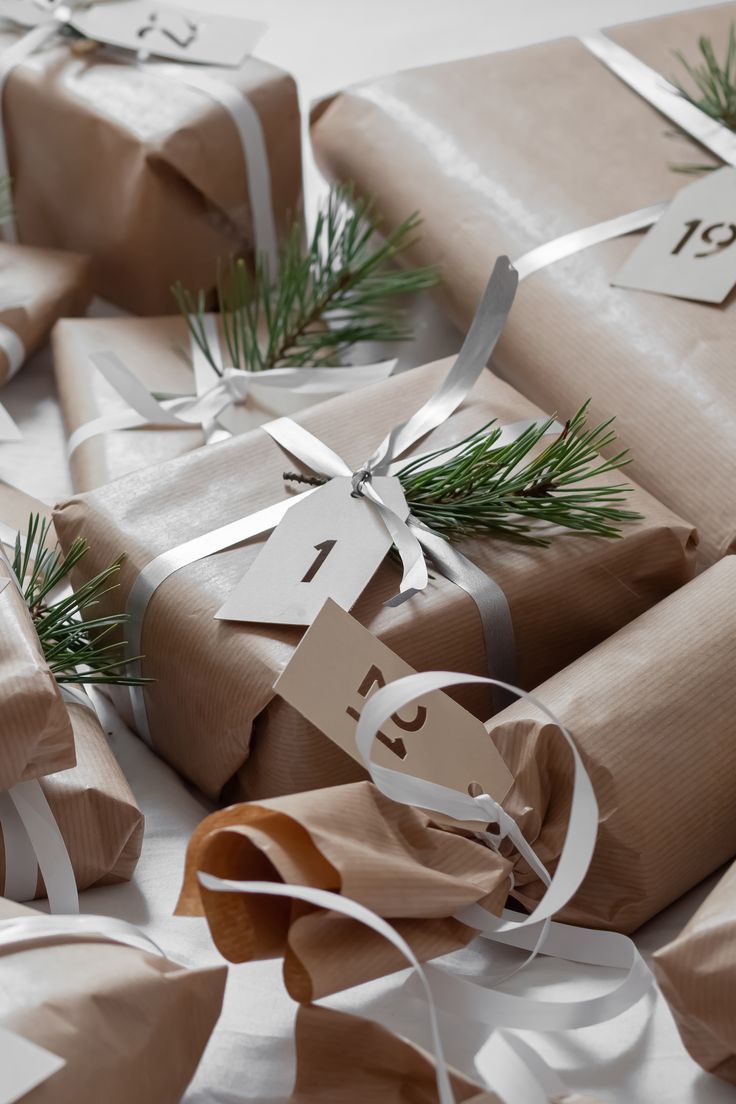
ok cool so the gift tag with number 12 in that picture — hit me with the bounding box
[614,166,736,303]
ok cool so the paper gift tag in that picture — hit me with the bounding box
[216,476,410,626]
[70,1,267,68]
[614,167,736,303]
[275,598,514,804]
[0,1024,64,1104]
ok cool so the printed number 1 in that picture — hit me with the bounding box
[302,540,336,583]
[671,218,736,257]
[346,663,428,760]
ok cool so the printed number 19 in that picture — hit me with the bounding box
[671,219,736,258]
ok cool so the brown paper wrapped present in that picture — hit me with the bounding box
[53,358,696,800]
[0,896,226,1104]
[0,241,90,386]
[178,559,736,1002]
[0,550,74,793]
[653,861,736,1082]
[1,699,144,899]
[177,780,512,998]
[53,314,380,492]
[3,30,301,314]
[312,3,736,566]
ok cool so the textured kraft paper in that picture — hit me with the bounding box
[0,699,145,900]
[177,780,512,999]
[0,549,74,793]
[2,32,302,314]
[179,559,736,1001]
[0,896,226,1104]
[312,2,736,566]
[654,861,736,1082]
[0,241,90,386]
[53,358,696,800]
[53,314,374,492]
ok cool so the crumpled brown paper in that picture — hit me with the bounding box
[311,3,736,566]
[3,31,301,314]
[0,896,226,1104]
[654,861,736,1082]
[178,559,736,1003]
[53,358,696,800]
[0,241,90,386]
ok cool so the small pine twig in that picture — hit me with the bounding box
[12,515,150,686]
[669,24,736,172]
[172,183,440,374]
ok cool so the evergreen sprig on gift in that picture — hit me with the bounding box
[12,515,147,686]
[285,404,640,547]
[173,184,439,373]
[670,25,736,172]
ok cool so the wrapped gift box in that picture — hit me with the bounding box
[0,550,74,792]
[179,558,736,1002]
[654,861,736,1083]
[0,897,226,1104]
[53,314,383,491]
[0,241,90,386]
[53,358,695,800]
[3,29,302,314]
[312,2,736,566]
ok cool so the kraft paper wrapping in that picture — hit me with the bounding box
[653,861,736,1082]
[178,561,736,1004]
[0,897,226,1104]
[177,780,512,999]
[0,552,74,793]
[53,314,371,492]
[2,32,302,314]
[53,359,696,800]
[290,1005,501,1104]
[0,241,90,386]
[312,2,736,566]
[1,700,144,899]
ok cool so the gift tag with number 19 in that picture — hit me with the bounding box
[614,166,736,303]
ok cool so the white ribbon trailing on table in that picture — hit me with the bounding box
[0,2,278,264]
[199,671,653,1104]
[123,258,529,741]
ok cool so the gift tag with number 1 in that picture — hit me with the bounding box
[216,476,410,626]
[614,166,736,303]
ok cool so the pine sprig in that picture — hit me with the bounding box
[284,405,640,547]
[173,184,439,374]
[670,25,736,172]
[12,515,148,686]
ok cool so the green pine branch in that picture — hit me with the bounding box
[173,184,440,374]
[285,404,641,547]
[12,515,149,686]
[670,25,736,172]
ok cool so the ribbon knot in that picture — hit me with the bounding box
[350,467,373,498]
[472,791,518,848]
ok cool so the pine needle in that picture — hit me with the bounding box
[173,183,440,373]
[12,515,149,686]
[284,404,641,547]
[670,25,736,172]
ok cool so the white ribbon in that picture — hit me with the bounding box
[198,670,652,1103]
[0,5,279,261]
[66,344,398,460]
[0,778,79,913]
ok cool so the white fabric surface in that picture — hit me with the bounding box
[0,1,733,1101]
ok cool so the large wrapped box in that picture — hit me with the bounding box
[654,861,736,1083]
[179,558,736,1000]
[0,242,90,386]
[54,359,695,800]
[3,29,302,314]
[312,3,736,566]
[0,897,226,1103]
[53,314,381,491]
[0,550,74,792]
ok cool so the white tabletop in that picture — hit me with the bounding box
[1,3,731,1102]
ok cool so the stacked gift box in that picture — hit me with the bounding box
[1,0,736,1100]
